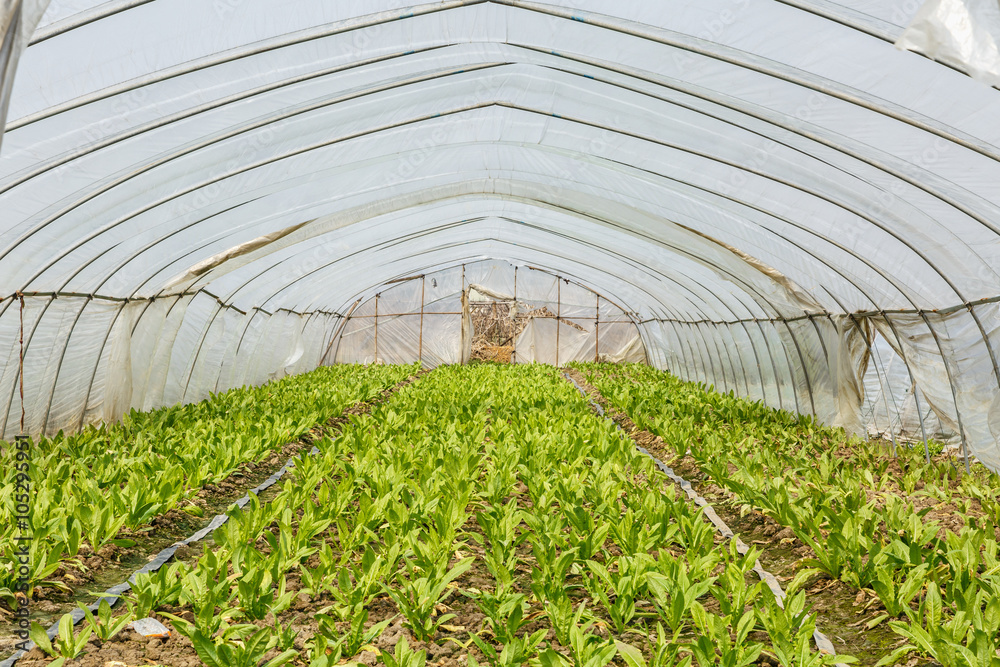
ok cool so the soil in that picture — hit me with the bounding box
[14,473,726,667]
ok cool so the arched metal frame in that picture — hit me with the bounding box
[0,0,997,467]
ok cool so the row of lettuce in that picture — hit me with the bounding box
[1,363,416,606]
[575,362,1000,667]
[29,364,849,666]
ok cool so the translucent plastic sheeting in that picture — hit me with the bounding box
[0,1,46,155]
[0,1,999,468]
[515,319,646,366]
[0,291,340,437]
[516,318,591,366]
[638,314,869,436]
[334,260,645,368]
[897,0,1000,86]
[873,304,1000,470]
[579,322,647,365]
[335,313,464,368]
[861,332,956,443]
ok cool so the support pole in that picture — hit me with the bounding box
[556,278,561,368]
[461,265,467,365]
[911,379,932,464]
[374,294,379,364]
[321,299,360,366]
[512,267,518,365]
[17,291,25,434]
[918,311,971,473]
[595,293,600,363]
[849,314,898,458]
[419,277,425,364]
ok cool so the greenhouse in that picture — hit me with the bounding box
[1,1,1000,666]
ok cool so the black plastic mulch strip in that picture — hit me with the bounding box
[562,372,848,666]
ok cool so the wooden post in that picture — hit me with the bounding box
[461,265,467,365]
[510,266,518,364]
[595,293,600,363]
[321,299,360,366]
[556,278,561,367]
[374,294,379,364]
[419,276,425,364]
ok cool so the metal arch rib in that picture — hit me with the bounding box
[7,58,1000,320]
[28,0,157,45]
[7,45,999,254]
[9,0,998,167]
[5,58,997,336]
[7,0,488,130]
[12,102,991,342]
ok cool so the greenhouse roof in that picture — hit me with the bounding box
[1,0,999,469]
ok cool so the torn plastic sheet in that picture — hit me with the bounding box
[0,0,48,154]
[897,0,1000,86]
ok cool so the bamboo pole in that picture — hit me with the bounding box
[419,276,426,364]
[321,299,360,366]
[556,278,561,367]
[512,267,517,365]
[461,265,467,365]
[595,293,600,363]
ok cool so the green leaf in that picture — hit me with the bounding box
[29,622,54,656]
[615,641,647,667]
[537,648,571,667]
[926,583,942,629]
[785,568,822,596]
[736,609,756,644]
[57,612,73,640]
[866,614,890,629]
[263,648,300,667]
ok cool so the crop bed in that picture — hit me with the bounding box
[9,363,864,667]
[0,363,416,656]
[573,362,1000,667]
[8,362,997,667]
